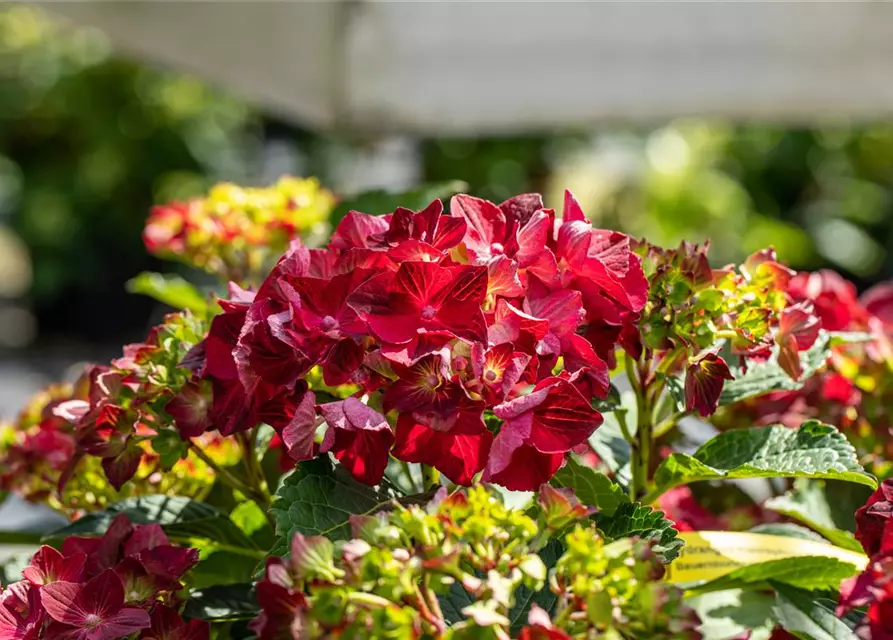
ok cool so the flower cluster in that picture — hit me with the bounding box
[638,242,821,416]
[839,479,893,639]
[0,312,238,512]
[251,485,697,639]
[143,177,336,281]
[188,192,648,491]
[0,514,204,640]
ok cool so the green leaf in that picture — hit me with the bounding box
[593,502,683,563]
[693,555,860,593]
[687,589,776,640]
[439,581,476,626]
[331,181,468,224]
[771,582,857,640]
[591,383,622,413]
[152,429,188,469]
[507,540,563,634]
[230,501,275,549]
[46,496,263,558]
[188,550,261,589]
[748,523,828,543]
[551,456,629,516]
[765,481,864,553]
[271,457,392,545]
[126,271,209,314]
[183,583,259,621]
[651,421,877,500]
[720,332,832,405]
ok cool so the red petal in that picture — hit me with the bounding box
[77,569,126,618]
[41,581,84,626]
[319,398,394,485]
[684,352,736,416]
[22,546,85,586]
[98,608,151,638]
[329,211,390,250]
[393,412,493,486]
[124,524,169,557]
[101,444,142,492]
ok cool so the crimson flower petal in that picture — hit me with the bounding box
[140,605,209,640]
[123,524,169,557]
[319,398,394,485]
[22,546,85,586]
[392,412,493,486]
[684,351,735,417]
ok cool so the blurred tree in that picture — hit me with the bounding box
[0,5,261,343]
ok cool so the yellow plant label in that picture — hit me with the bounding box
[664,531,868,584]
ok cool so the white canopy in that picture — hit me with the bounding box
[43,2,893,136]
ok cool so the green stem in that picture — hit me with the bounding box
[626,353,655,502]
[189,441,274,526]
[653,410,686,440]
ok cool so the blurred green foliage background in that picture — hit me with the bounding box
[2,5,893,348]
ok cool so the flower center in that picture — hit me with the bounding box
[320,315,338,332]
[490,242,505,255]
[484,369,499,383]
[420,305,437,321]
[425,373,441,389]
[84,614,102,628]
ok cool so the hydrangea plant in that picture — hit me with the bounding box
[1,177,891,639]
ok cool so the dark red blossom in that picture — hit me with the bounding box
[484,377,602,491]
[164,381,212,439]
[684,351,735,417]
[382,352,469,429]
[789,269,867,331]
[21,546,84,586]
[863,281,893,328]
[140,606,209,640]
[393,411,493,486]
[189,190,649,490]
[0,581,42,640]
[348,261,488,345]
[319,398,394,485]
[776,301,822,380]
[857,479,893,557]
[41,569,151,640]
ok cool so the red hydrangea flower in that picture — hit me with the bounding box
[857,479,893,556]
[789,269,867,331]
[392,411,493,486]
[319,398,395,485]
[41,569,152,639]
[348,261,488,346]
[194,191,646,490]
[684,351,735,417]
[0,581,43,640]
[21,546,85,586]
[484,377,602,491]
[139,606,209,640]
[838,550,893,640]
[775,301,822,380]
[862,281,893,328]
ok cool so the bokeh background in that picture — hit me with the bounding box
[2,4,893,419]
